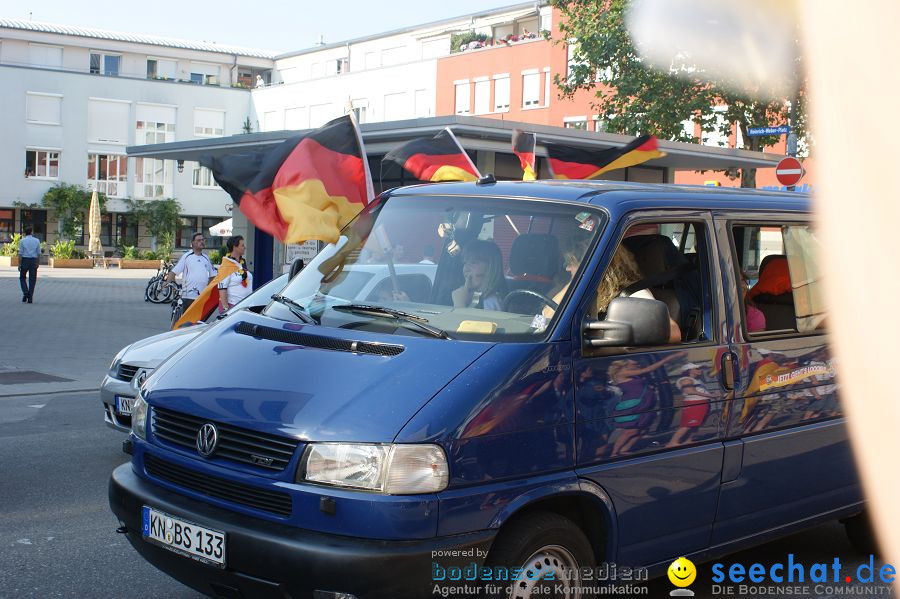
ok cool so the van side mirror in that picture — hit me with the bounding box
[583,296,670,347]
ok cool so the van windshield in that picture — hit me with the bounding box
[266,195,605,341]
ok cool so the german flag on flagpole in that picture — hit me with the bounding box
[200,115,373,245]
[546,134,665,180]
[382,128,481,182]
[172,259,240,330]
[512,129,537,181]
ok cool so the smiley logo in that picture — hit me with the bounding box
[668,557,697,588]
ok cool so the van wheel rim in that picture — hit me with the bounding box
[508,544,579,599]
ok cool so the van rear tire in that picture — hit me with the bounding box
[482,511,595,599]
[843,511,879,556]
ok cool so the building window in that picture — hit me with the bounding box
[564,118,589,130]
[147,58,177,80]
[474,79,490,115]
[176,217,198,248]
[192,164,218,188]
[189,62,220,85]
[114,213,139,247]
[135,158,172,198]
[202,217,221,248]
[20,209,47,241]
[87,154,127,197]
[28,43,62,69]
[522,72,540,107]
[193,108,225,137]
[336,57,349,74]
[90,52,120,76]
[137,120,175,145]
[352,105,367,124]
[25,150,59,179]
[494,76,510,112]
[0,209,15,243]
[454,82,470,115]
[25,93,62,125]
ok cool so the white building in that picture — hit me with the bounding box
[0,18,275,251]
[252,2,547,131]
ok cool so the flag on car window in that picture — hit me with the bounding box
[171,259,240,330]
[199,115,373,244]
[382,128,481,182]
[545,135,665,179]
[512,129,537,181]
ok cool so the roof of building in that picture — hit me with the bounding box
[0,18,278,59]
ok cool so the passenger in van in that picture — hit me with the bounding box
[741,272,766,332]
[542,235,592,320]
[451,239,507,310]
[595,245,682,344]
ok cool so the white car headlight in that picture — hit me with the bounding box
[131,393,149,440]
[300,443,448,494]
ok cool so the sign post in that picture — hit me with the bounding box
[775,156,804,189]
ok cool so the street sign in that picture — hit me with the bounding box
[775,156,804,186]
[748,125,791,137]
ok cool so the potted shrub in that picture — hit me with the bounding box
[0,234,21,267]
[49,240,93,268]
[120,247,163,269]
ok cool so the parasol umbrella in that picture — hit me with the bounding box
[88,190,103,257]
[208,217,232,237]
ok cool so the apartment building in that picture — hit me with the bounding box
[0,18,275,250]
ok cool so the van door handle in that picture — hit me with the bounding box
[721,351,736,391]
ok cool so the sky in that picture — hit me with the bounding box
[7,0,522,53]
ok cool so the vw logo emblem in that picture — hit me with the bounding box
[196,423,218,457]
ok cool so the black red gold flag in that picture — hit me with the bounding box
[382,128,481,182]
[171,259,240,330]
[512,129,537,181]
[199,115,373,244]
[546,135,665,180]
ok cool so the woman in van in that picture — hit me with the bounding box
[451,239,507,311]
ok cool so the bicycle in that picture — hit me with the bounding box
[145,260,175,303]
[168,283,184,328]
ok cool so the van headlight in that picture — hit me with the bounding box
[109,346,128,377]
[299,443,449,494]
[131,393,149,441]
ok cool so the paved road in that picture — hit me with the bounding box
[0,269,892,598]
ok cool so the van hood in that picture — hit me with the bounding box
[144,312,493,442]
[120,324,208,369]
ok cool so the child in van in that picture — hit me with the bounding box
[451,240,507,310]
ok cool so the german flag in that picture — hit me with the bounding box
[512,129,537,181]
[382,128,480,182]
[200,115,373,245]
[172,258,240,330]
[546,135,665,180]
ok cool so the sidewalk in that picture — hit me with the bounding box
[0,266,174,398]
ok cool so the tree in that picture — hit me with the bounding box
[41,183,107,241]
[551,0,807,187]
[125,198,182,256]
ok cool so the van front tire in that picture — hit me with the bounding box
[482,511,595,599]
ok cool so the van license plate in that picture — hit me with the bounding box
[142,506,225,567]
[116,396,134,415]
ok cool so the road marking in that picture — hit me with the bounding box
[28,404,45,409]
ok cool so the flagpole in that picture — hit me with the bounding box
[443,128,482,178]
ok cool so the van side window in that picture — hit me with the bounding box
[591,221,711,345]
[731,224,826,335]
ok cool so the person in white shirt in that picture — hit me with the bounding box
[218,235,253,310]
[166,232,216,312]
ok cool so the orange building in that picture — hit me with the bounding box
[435,7,813,190]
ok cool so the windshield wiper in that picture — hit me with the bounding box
[332,303,451,339]
[270,294,318,325]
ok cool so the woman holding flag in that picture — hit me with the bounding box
[218,235,253,311]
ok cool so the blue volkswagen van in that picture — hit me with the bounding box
[109,180,865,598]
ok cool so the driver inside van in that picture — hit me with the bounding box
[451,240,507,311]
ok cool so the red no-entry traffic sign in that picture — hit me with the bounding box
[775,157,804,186]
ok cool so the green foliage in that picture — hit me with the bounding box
[125,198,181,258]
[208,249,221,265]
[50,239,75,259]
[450,32,490,52]
[1,233,21,256]
[122,245,137,260]
[242,116,254,134]
[41,183,107,240]
[551,0,808,187]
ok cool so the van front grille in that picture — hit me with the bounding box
[118,364,140,382]
[152,407,299,471]
[144,454,292,517]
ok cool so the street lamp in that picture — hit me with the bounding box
[177,160,185,173]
